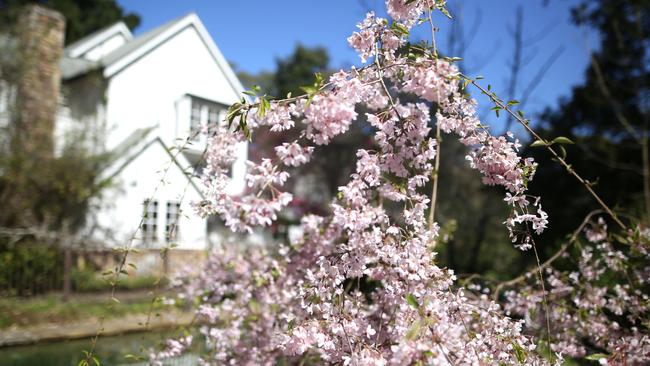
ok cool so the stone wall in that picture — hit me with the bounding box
[14,5,65,159]
[80,249,208,278]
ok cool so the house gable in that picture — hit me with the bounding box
[91,134,207,249]
[103,13,244,98]
[102,16,245,150]
[105,135,203,199]
[65,22,133,60]
[55,13,249,251]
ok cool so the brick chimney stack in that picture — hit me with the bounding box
[14,5,65,159]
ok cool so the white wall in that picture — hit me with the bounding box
[0,80,14,129]
[91,139,207,250]
[105,25,241,151]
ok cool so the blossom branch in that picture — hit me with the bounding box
[493,209,603,299]
[461,73,626,230]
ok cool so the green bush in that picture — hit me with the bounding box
[71,268,161,292]
[0,241,62,296]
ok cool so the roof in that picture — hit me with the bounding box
[59,13,245,97]
[65,22,133,59]
[60,56,99,79]
[100,14,185,67]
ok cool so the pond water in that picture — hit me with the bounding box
[0,330,200,366]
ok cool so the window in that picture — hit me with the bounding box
[166,201,181,242]
[190,102,202,140]
[142,200,158,243]
[189,97,224,140]
[208,107,219,125]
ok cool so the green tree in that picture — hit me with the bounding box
[268,45,365,204]
[0,0,140,44]
[0,1,122,296]
[529,0,650,249]
[273,44,329,98]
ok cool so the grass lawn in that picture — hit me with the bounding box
[0,291,167,329]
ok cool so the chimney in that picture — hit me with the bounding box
[14,5,65,159]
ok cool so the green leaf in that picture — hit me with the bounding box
[445,56,462,62]
[439,7,453,19]
[558,145,567,159]
[507,100,520,106]
[257,97,270,118]
[314,72,324,85]
[406,294,419,309]
[305,93,316,108]
[585,353,608,361]
[405,319,422,340]
[530,140,547,147]
[390,22,410,37]
[551,136,575,145]
[511,342,527,364]
[300,86,318,95]
[491,105,501,118]
[226,103,243,129]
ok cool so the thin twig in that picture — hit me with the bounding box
[428,124,441,233]
[492,209,602,299]
[142,143,208,332]
[82,129,202,365]
[427,9,438,57]
[461,74,626,230]
[532,239,552,358]
[426,8,442,240]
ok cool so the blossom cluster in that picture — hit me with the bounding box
[503,218,650,364]
[149,335,193,366]
[194,127,294,232]
[169,0,569,364]
[396,57,547,249]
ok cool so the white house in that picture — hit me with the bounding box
[56,13,248,252]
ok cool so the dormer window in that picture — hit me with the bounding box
[190,97,224,140]
[190,102,201,139]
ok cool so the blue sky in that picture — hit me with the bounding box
[118,0,597,131]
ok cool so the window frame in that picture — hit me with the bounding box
[165,201,181,243]
[141,199,159,244]
[188,95,227,140]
